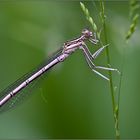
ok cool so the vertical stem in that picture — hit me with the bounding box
[103,22,116,111]
[100,1,120,139]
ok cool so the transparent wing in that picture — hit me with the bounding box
[0,47,63,113]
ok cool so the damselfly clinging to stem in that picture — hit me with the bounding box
[0,29,118,110]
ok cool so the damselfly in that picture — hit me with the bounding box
[0,29,118,111]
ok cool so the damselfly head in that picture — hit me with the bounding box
[82,29,93,38]
[82,29,98,44]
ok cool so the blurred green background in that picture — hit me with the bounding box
[0,1,140,139]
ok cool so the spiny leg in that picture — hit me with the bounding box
[86,57,110,81]
[80,46,110,81]
[91,68,110,81]
[82,43,108,61]
[81,43,95,60]
[91,45,120,73]
[85,54,110,81]
[94,66,120,73]
[92,44,109,59]
[89,33,99,44]
[81,45,118,72]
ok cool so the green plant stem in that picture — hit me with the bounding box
[100,1,120,139]
[104,18,120,140]
[103,23,115,111]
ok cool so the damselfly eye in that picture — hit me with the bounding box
[82,29,93,38]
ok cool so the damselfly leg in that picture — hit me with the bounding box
[92,44,109,59]
[89,33,99,44]
[80,45,110,80]
[82,43,108,60]
[80,45,119,81]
